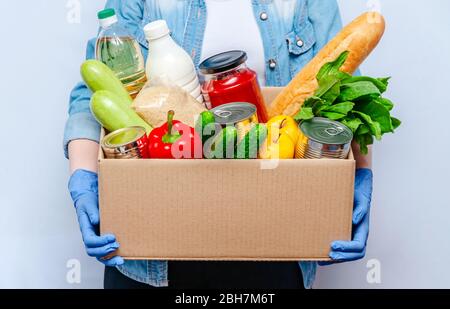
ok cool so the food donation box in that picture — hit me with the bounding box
[98,87,355,261]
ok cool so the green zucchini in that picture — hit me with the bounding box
[81,60,132,106]
[90,90,152,134]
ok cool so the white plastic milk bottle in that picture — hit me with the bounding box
[144,20,203,102]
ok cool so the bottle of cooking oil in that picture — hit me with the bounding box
[95,9,147,98]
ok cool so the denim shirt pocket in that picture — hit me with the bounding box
[286,21,316,78]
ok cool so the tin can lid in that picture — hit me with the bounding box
[102,126,146,148]
[300,118,353,145]
[210,103,257,125]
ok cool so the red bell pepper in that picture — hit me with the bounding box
[148,110,202,159]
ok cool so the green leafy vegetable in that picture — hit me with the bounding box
[341,117,363,133]
[352,111,382,140]
[321,102,355,114]
[355,133,374,155]
[317,51,351,81]
[293,51,401,154]
[391,117,402,130]
[342,76,389,93]
[356,124,370,135]
[294,107,314,121]
[315,76,341,103]
[319,102,355,120]
[375,97,394,111]
[337,81,381,102]
[355,100,393,134]
[320,111,347,120]
[378,77,391,89]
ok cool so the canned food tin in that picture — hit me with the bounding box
[210,102,258,141]
[102,126,149,159]
[295,118,353,159]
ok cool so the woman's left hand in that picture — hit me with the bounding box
[320,169,373,265]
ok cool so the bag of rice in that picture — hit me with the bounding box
[132,79,206,128]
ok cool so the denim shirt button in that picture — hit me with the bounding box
[268,59,277,69]
[260,12,268,21]
[296,39,304,47]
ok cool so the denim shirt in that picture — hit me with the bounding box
[64,0,343,289]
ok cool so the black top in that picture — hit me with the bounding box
[199,50,248,74]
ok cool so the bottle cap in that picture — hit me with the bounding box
[98,9,118,28]
[98,8,115,19]
[144,20,170,41]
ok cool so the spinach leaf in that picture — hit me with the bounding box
[320,111,347,120]
[294,107,314,121]
[321,102,355,115]
[353,111,382,140]
[356,123,370,135]
[316,51,350,81]
[342,76,389,93]
[378,77,391,89]
[302,96,330,115]
[374,97,394,112]
[341,117,363,133]
[303,96,324,108]
[355,133,374,155]
[320,79,341,104]
[337,81,381,102]
[391,117,402,130]
[355,100,393,134]
[315,75,341,102]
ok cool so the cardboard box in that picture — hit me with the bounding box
[99,87,355,261]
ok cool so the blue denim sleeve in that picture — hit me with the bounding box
[63,38,100,159]
[63,0,146,159]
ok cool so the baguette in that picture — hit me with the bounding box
[268,12,386,118]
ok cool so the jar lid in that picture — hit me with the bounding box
[199,51,247,74]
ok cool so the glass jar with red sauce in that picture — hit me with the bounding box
[199,51,268,123]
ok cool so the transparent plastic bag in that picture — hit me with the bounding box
[131,77,206,128]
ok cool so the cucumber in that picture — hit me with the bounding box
[81,60,132,106]
[195,111,216,145]
[205,126,238,159]
[236,124,268,159]
[90,90,152,134]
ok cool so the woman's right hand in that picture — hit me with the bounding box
[68,169,124,266]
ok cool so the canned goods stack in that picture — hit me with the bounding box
[210,102,259,142]
[102,126,149,159]
[295,118,353,159]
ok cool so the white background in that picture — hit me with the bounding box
[0,0,449,288]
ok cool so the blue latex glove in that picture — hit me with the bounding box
[320,168,373,265]
[69,169,124,266]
